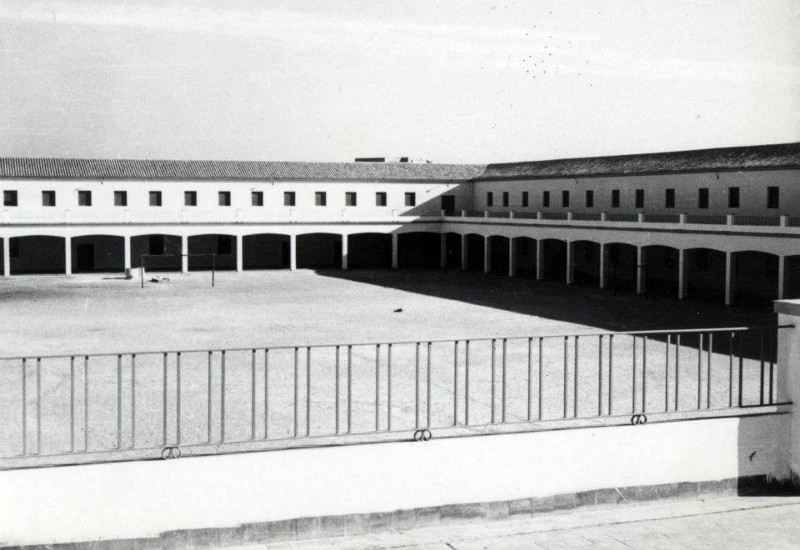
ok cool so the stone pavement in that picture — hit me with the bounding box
[251,495,800,550]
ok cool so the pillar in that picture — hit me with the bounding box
[3,237,10,276]
[123,236,131,270]
[599,242,606,289]
[565,241,574,285]
[181,235,189,273]
[440,233,447,269]
[235,235,243,272]
[289,234,297,271]
[778,255,786,300]
[460,234,468,271]
[772,301,800,474]
[341,234,348,270]
[508,238,516,277]
[678,249,687,300]
[725,252,735,306]
[391,234,398,269]
[636,246,646,294]
[536,241,544,280]
[483,236,491,274]
[64,236,72,275]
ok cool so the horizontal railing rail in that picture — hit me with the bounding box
[0,326,789,469]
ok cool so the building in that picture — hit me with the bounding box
[1,142,799,305]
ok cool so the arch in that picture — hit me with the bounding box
[397,231,440,269]
[243,233,290,270]
[465,234,485,272]
[297,233,342,269]
[188,234,236,271]
[71,235,125,273]
[488,235,510,275]
[685,247,726,302]
[512,237,537,278]
[444,232,462,270]
[732,250,780,305]
[540,238,566,282]
[9,235,65,275]
[348,233,392,269]
[131,234,182,271]
[571,240,600,287]
[642,245,679,297]
[605,242,637,293]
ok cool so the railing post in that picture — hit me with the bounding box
[679,213,686,224]
[566,212,573,221]
[509,211,514,219]
[726,214,734,225]
[637,213,644,223]
[461,210,466,217]
[600,212,607,222]
[484,210,489,218]
[536,211,542,221]
[781,215,788,227]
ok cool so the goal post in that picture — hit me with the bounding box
[139,253,219,288]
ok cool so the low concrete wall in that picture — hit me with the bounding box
[0,414,789,546]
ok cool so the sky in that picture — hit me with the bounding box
[0,0,798,164]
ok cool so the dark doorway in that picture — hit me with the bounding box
[444,233,461,269]
[243,234,290,270]
[9,235,66,275]
[348,233,392,269]
[489,236,510,275]
[76,244,94,272]
[397,232,440,268]
[465,234,485,272]
[297,233,342,269]
[441,195,456,216]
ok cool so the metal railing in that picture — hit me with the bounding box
[605,213,638,222]
[684,214,727,225]
[731,216,781,227]
[643,213,681,223]
[571,213,603,221]
[0,326,788,469]
[540,212,569,220]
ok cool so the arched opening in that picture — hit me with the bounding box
[397,231,440,268]
[733,251,780,305]
[297,233,342,269]
[9,235,65,275]
[348,233,392,269]
[465,234,485,272]
[489,235,510,275]
[242,234,290,270]
[541,239,566,282]
[188,234,236,271]
[71,235,125,273]
[686,248,725,302]
[572,241,600,287]
[643,245,679,297]
[605,243,637,293]
[131,234,182,271]
[444,233,462,269]
[513,237,537,278]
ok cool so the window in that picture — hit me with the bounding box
[149,191,162,207]
[114,191,127,207]
[728,187,740,209]
[78,190,92,206]
[251,191,263,206]
[42,190,56,207]
[3,190,18,207]
[665,189,675,208]
[486,192,493,207]
[543,191,550,208]
[284,191,296,207]
[585,190,594,208]
[635,189,644,209]
[315,191,327,206]
[184,191,197,207]
[522,191,529,207]
[698,188,709,209]
[375,192,387,206]
[346,192,357,207]
[562,190,570,208]
[502,191,509,207]
[218,191,231,206]
[404,192,416,207]
[767,186,780,209]
[611,190,620,208]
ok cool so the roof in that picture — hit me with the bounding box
[478,142,800,180]
[0,158,485,182]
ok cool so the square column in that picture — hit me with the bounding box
[3,237,10,276]
[289,234,297,271]
[565,241,574,285]
[599,243,606,289]
[725,252,736,306]
[636,246,646,294]
[341,234,349,270]
[460,235,468,271]
[64,236,72,275]
[235,235,243,272]
[440,233,447,269]
[181,235,189,273]
[123,236,131,270]
[483,237,491,274]
[535,241,544,280]
[391,234,398,269]
[508,238,516,277]
[678,249,687,300]
[778,255,786,300]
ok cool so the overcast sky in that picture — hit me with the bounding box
[0,0,798,163]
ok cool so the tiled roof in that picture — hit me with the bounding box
[0,158,485,182]
[478,142,800,180]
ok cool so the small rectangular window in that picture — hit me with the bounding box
[486,192,493,207]
[585,190,594,208]
[502,191,509,207]
[42,190,56,207]
[543,191,550,208]
[3,190,18,207]
[665,189,675,208]
[284,191,296,207]
[218,191,231,206]
[114,191,127,207]
[562,190,570,208]
[728,187,740,209]
[149,191,162,207]
[635,189,644,209]
[611,190,620,208]
[404,192,416,207]
[375,192,387,207]
[522,191,529,207]
[184,191,197,207]
[78,190,92,206]
[767,186,780,209]
[346,192,357,207]
[315,191,327,206]
[698,188,709,209]
[251,191,263,206]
